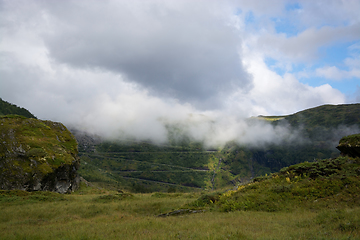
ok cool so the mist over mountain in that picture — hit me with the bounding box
[70,103,360,151]
[68,103,304,149]
[1,98,359,191]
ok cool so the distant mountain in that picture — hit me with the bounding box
[249,104,360,175]
[197,135,360,213]
[75,103,360,192]
[279,103,360,128]
[0,98,36,118]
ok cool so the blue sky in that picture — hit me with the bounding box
[1,0,359,143]
[241,1,360,105]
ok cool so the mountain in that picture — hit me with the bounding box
[0,98,36,118]
[189,133,360,215]
[0,115,80,193]
[250,103,360,172]
[278,103,360,128]
[75,103,360,192]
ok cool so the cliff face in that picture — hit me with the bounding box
[0,116,80,193]
[336,134,360,158]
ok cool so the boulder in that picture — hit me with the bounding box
[336,133,360,158]
[0,116,80,193]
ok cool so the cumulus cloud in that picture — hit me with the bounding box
[255,24,360,63]
[316,66,360,81]
[0,0,356,147]
[34,0,251,110]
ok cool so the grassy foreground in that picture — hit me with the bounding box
[1,185,359,240]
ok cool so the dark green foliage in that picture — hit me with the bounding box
[337,134,360,158]
[188,192,222,208]
[0,98,36,118]
[339,134,360,147]
[280,157,349,179]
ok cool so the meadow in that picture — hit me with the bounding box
[1,182,359,240]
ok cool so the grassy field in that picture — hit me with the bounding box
[1,184,359,240]
[2,153,360,239]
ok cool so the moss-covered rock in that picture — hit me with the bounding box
[336,134,360,158]
[0,116,80,193]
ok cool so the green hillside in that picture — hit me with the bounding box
[251,103,360,172]
[77,104,360,193]
[0,98,36,118]
[281,103,360,128]
[78,141,215,192]
[195,155,360,212]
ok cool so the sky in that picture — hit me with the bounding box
[1,0,360,146]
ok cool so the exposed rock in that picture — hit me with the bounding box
[0,116,80,193]
[336,133,360,158]
[157,209,205,217]
[70,128,102,152]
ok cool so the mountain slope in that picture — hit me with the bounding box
[194,134,360,214]
[75,103,360,192]
[280,103,360,128]
[0,98,36,118]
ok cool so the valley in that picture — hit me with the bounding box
[1,98,360,239]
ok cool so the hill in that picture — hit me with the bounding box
[77,140,214,192]
[75,104,360,192]
[0,98,36,118]
[192,133,360,213]
[279,103,360,128]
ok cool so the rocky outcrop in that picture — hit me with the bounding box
[70,128,102,152]
[0,116,80,193]
[336,133,360,158]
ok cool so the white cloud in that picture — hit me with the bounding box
[230,48,345,116]
[255,24,360,63]
[315,43,360,81]
[316,66,360,81]
[0,0,356,147]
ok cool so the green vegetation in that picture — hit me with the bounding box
[195,156,360,213]
[1,155,359,239]
[282,104,360,128]
[0,116,79,191]
[339,133,360,147]
[1,98,360,238]
[77,104,360,192]
[78,141,214,192]
[0,98,36,118]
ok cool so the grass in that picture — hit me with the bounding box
[1,154,360,239]
[1,184,359,239]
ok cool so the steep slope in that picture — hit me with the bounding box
[249,104,360,172]
[0,116,80,193]
[337,133,360,158]
[78,140,214,192]
[0,98,36,119]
